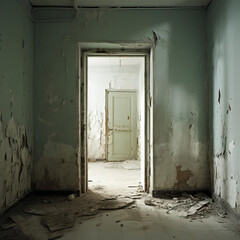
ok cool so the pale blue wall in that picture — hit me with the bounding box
[0,0,33,212]
[207,0,240,213]
[34,9,209,191]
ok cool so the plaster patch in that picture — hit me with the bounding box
[34,140,79,191]
[87,111,105,160]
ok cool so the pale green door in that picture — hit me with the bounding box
[106,90,137,161]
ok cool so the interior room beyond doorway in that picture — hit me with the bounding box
[87,56,145,193]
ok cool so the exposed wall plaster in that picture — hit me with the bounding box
[34,140,79,191]
[0,115,32,213]
[88,112,105,160]
[155,119,209,190]
[208,0,240,214]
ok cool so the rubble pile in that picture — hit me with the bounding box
[144,192,227,220]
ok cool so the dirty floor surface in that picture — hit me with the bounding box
[0,160,240,240]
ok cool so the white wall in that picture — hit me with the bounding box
[87,56,145,161]
[208,0,240,213]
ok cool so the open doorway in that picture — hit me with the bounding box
[80,50,151,195]
[87,56,145,194]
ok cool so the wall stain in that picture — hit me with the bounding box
[174,165,193,189]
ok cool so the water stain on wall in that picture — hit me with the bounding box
[174,165,193,189]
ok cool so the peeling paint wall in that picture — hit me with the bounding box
[207,0,240,214]
[34,9,208,191]
[0,1,33,213]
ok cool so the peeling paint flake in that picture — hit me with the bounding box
[0,116,32,213]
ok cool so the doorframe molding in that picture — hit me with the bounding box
[79,44,152,193]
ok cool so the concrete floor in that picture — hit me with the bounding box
[0,160,240,240]
[88,160,142,194]
[61,160,240,240]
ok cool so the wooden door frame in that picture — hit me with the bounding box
[79,48,151,193]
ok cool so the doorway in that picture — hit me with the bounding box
[80,50,151,194]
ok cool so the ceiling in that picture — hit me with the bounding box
[28,0,212,8]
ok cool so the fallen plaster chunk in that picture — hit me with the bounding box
[189,194,200,201]
[144,198,157,206]
[187,201,209,216]
[67,194,76,201]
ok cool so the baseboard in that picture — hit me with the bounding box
[35,190,80,196]
[152,189,211,199]
[213,194,240,223]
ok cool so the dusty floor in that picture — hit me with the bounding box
[88,160,141,194]
[0,160,240,240]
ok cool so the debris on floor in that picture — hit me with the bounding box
[187,200,209,216]
[0,160,236,240]
[124,193,143,199]
[0,189,137,240]
[67,194,76,201]
[144,198,158,206]
[143,192,225,220]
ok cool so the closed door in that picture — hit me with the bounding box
[106,91,137,161]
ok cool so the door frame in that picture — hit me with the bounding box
[79,48,151,193]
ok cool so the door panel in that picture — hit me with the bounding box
[106,91,137,161]
[113,131,131,155]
